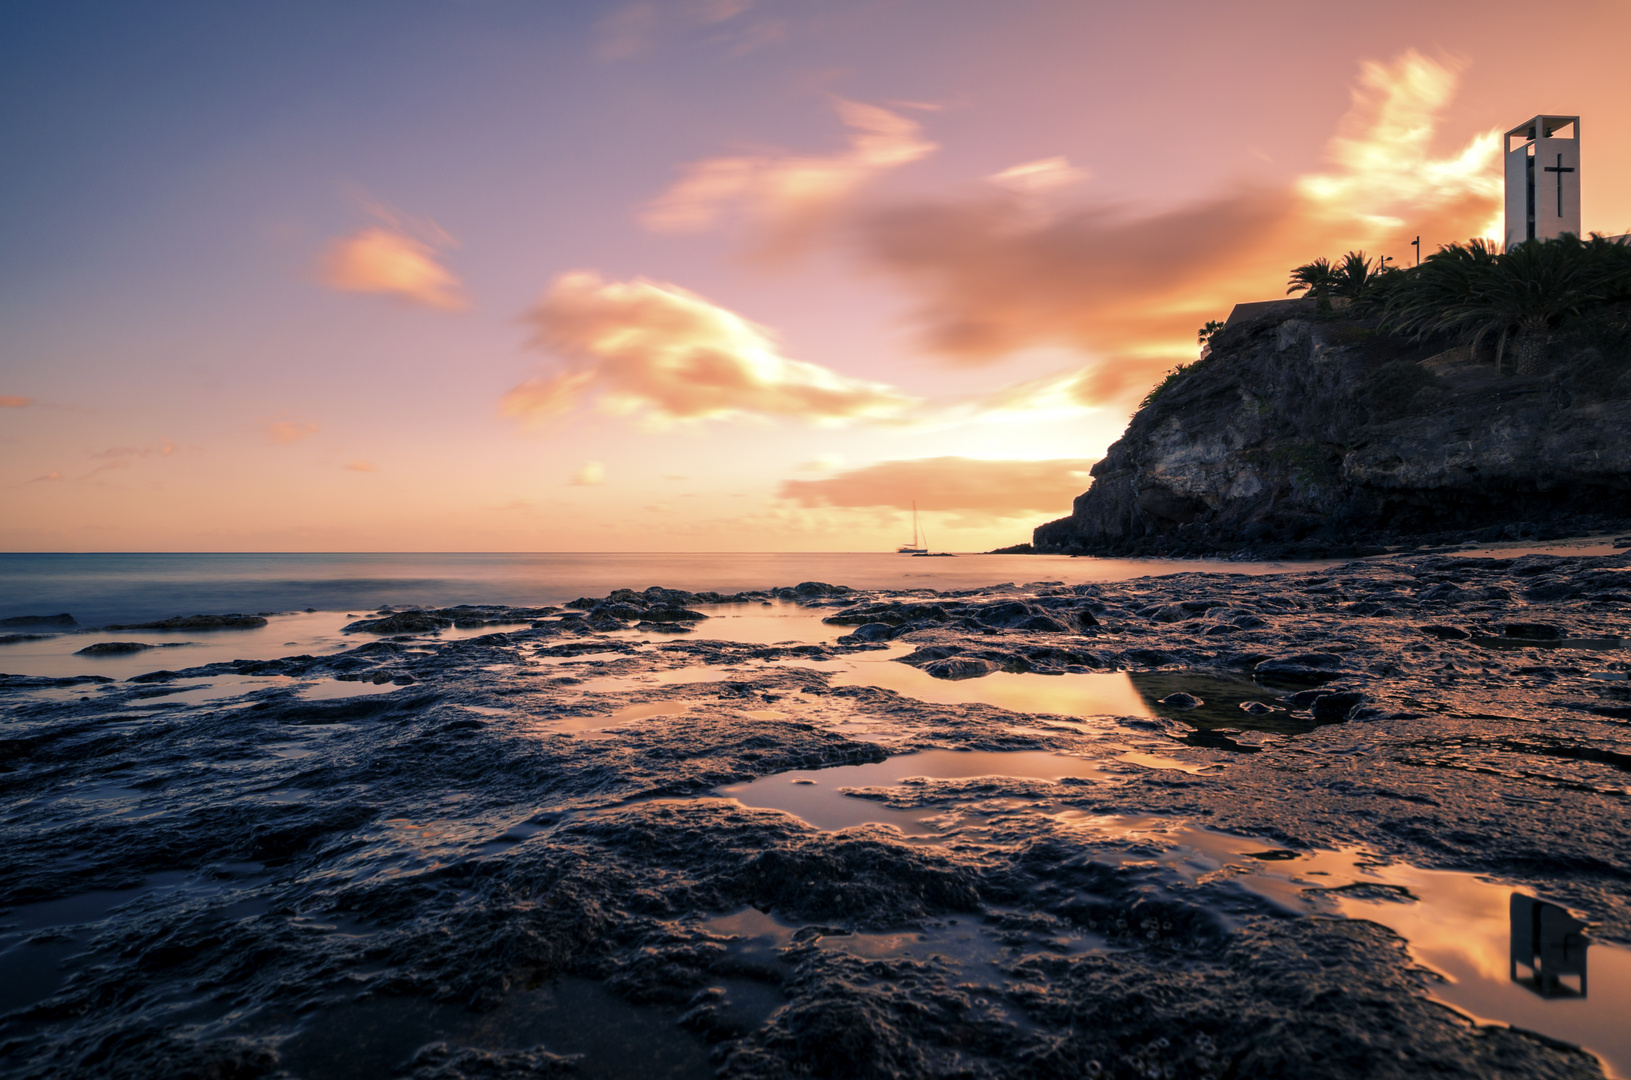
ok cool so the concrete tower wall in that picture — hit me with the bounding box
[1504,115,1581,248]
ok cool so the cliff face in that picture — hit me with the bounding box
[1033,300,1631,556]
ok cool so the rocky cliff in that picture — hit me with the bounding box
[1033,298,1631,557]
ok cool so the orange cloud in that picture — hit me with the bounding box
[641,99,935,255]
[318,226,468,311]
[778,456,1098,517]
[0,396,31,408]
[267,420,319,444]
[344,460,378,472]
[853,50,1502,396]
[501,271,917,428]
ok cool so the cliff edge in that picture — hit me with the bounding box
[1033,299,1631,557]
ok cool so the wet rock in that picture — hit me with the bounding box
[0,673,115,689]
[792,582,851,597]
[1255,653,1347,683]
[0,613,77,628]
[923,657,1001,680]
[842,623,896,643]
[1417,624,1470,640]
[104,614,268,630]
[1158,692,1204,709]
[75,641,154,655]
[402,1042,581,1079]
[1239,701,1277,714]
[1310,691,1366,722]
[0,633,53,645]
[344,611,455,634]
[1505,622,1563,640]
[589,602,648,621]
[642,607,707,623]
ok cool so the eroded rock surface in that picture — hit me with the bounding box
[1034,301,1631,557]
[1,556,1627,1079]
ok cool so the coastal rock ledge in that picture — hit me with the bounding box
[1034,298,1631,557]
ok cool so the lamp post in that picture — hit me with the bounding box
[1411,235,1421,267]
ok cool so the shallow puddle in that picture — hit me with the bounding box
[722,754,1630,1077]
[1053,814,1631,1078]
[719,749,1108,833]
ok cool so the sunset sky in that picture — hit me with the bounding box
[4,0,1629,552]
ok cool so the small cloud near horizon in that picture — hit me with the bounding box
[778,456,1097,520]
[0,395,32,408]
[570,461,606,486]
[267,420,320,444]
[501,271,917,429]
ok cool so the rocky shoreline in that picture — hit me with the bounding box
[1,551,1628,1079]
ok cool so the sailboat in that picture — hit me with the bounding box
[896,502,928,554]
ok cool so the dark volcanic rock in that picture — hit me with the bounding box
[106,614,268,631]
[0,613,77,628]
[1033,301,1631,554]
[75,641,154,655]
[344,611,454,634]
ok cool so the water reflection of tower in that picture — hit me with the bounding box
[1511,893,1589,998]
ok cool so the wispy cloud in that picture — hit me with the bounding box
[570,461,606,486]
[500,271,917,429]
[92,439,176,461]
[344,460,378,472]
[75,439,178,481]
[0,396,31,408]
[986,157,1090,194]
[266,420,319,444]
[317,205,468,311]
[778,456,1098,519]
[854,50,1499,395]
[594,3,659,60]
[641,99,936,256]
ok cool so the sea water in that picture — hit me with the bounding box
[0,551,1323,627]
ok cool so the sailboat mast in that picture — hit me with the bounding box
[912,501,919,547]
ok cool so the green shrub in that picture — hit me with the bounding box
[1362,359,1445,419]
[1140,363,1191,408]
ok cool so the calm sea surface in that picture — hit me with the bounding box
[0,552,1323,626]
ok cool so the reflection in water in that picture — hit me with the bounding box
[1512,894,1590,998]
[1128,670,1346,750]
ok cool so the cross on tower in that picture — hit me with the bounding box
[1504,116,1580,246]
[1544,153,1575,218]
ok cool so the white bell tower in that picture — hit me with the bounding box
[1505,115,1580,248]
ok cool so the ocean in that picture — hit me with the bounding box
[0,551,1318,627]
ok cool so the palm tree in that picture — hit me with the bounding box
[1286,258,1338,297]
[1331,251,1382,300]
[1383,235,1617,374]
